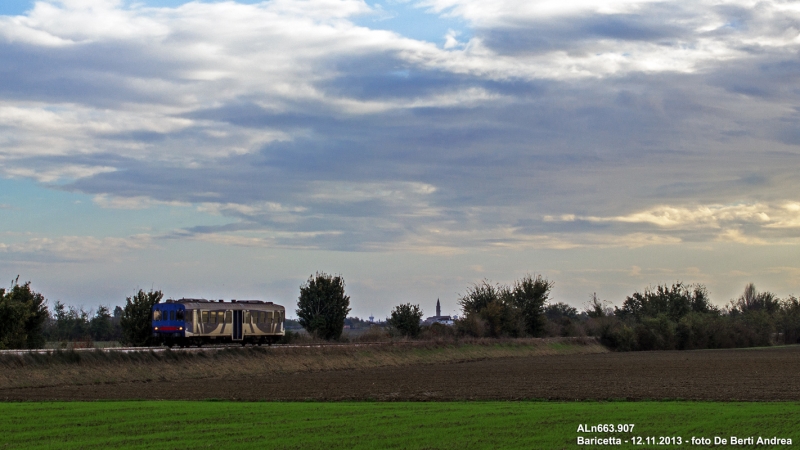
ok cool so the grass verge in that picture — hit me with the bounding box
[0,337,604,389]
[0,401,797,449]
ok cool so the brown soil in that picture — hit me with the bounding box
[2,345,799,401]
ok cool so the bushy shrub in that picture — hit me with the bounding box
[634,315,676,351]
[616,283,713,322]
[545,302,579,321]
[296,272,351,341]
[579,282,800,352]
[388,303,423,338]
[120,289,163,346]
[420,322,456,340]
[0,278,48,349]
[732,283,781,314]
[586,316,636,351]
[457,275,552,338]
[777,296,800,344]
[455,314,486,337]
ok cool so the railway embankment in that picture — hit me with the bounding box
[0,337,604,391]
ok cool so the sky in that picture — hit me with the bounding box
[1,0,800,319]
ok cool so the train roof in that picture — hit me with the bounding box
[160,299,285,310]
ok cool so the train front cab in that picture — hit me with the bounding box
[152,303,186,346]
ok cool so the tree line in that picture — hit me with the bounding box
[0,277,163,349]
[426,278,800,352]
[3,272,799,352]
[582,282,800,351]
[339,275,800,353]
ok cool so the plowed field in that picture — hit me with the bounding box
[4,345,799,401]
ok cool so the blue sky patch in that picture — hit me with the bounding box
[356,1,470,46]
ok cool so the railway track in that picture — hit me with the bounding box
[0,341,403,355]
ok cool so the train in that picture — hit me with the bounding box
[152,298,285,347]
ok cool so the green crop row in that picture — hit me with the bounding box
[1,401,798,449]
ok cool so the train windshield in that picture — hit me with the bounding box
[153,308,185,321]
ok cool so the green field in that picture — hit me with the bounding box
[0,401,797,449]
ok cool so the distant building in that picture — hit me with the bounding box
[422,298,454,326]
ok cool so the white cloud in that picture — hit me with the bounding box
[92,194,191,209]
[0,0,798,183]
[2,165,117,182]
[180,229,344,249]
[550,203,799,229]
[0,234,154,262]
[0,102,291,168]
[415,0,800,78]
[544,202,800,245]
[308,180,437,203]
[197,201,307,218]
[1,0,800,256]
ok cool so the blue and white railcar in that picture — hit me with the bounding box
[152,298,285,347]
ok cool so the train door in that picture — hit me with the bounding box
[233,310,243,340]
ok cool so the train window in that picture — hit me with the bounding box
[169,310,175,321]
[176,310,185,321]
[225,311,232,323]
[212,311,219,324]
[260,312,266,323]
[201,311,208,323]
[153,310,161,321]
[244,311,251,324]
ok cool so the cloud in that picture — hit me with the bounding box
[544,202,800,245]
[92,194,190,209]
[3,164,117,182]
[0,234,154,262]
[1,0,800,255]
[418,0,800,76]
